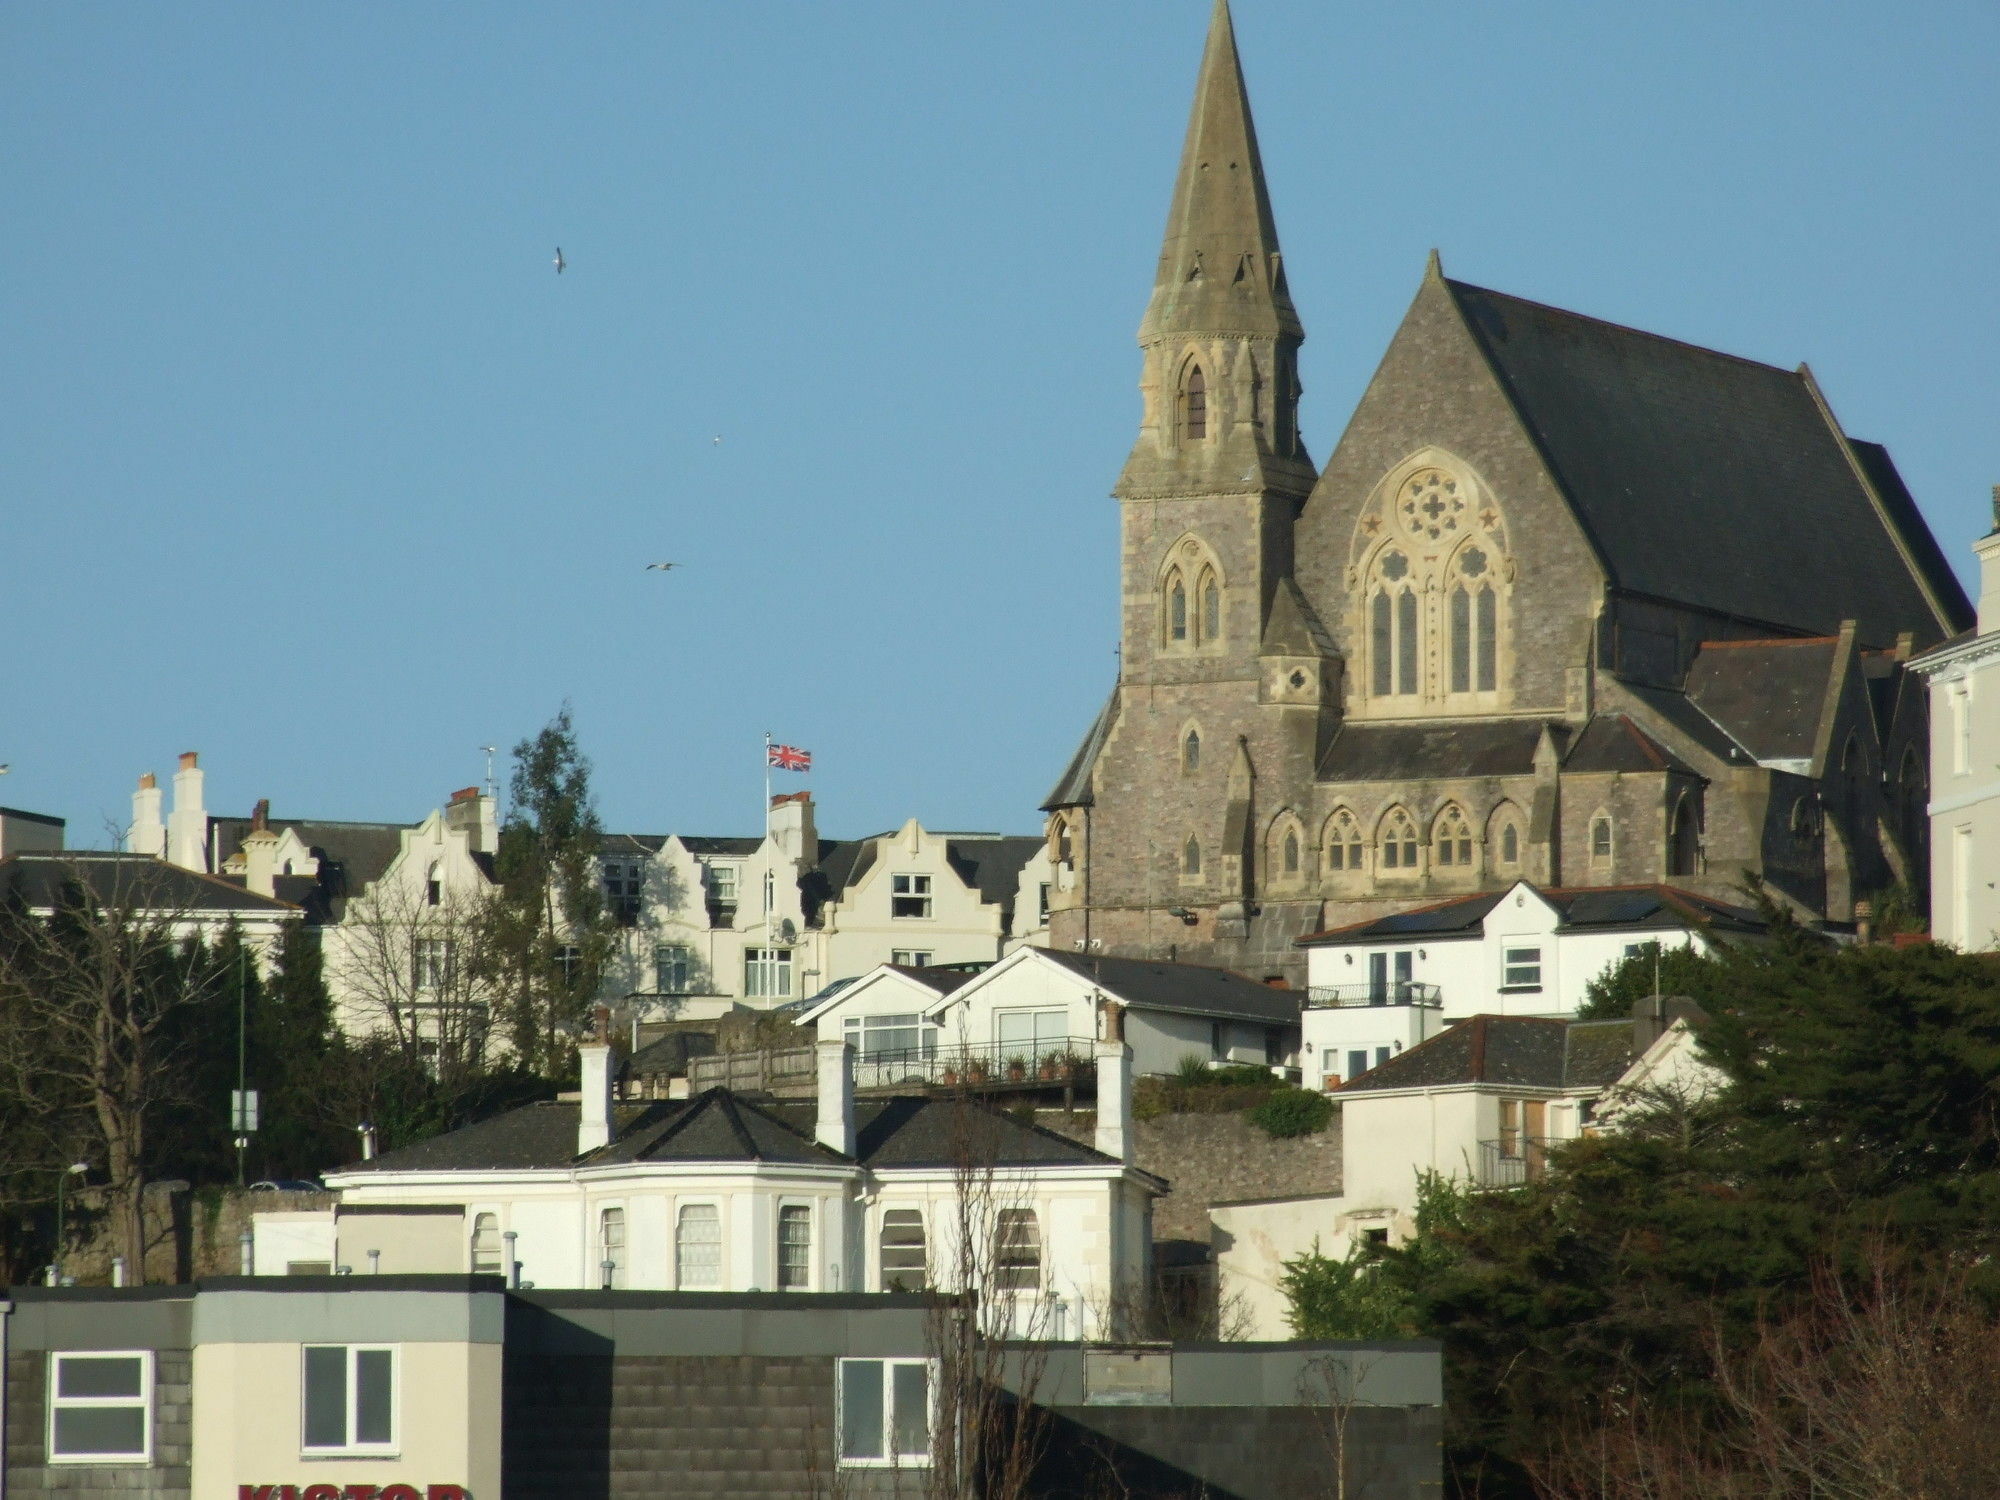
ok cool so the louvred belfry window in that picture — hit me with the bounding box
[1183,366,1207,440]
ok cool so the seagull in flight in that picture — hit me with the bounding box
[553,247,566,275]
[645,562,680,572]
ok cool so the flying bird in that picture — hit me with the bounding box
[645,562,680,572]
[712,435,723,446]
[553,247,566,275]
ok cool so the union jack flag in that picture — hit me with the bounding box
[768,743,812,772]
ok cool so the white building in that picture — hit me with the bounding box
[1295,880,1766,1089]
[1213,998,1717,1337]
[1911,498,2000,950]
[600,794,1051,1019]
[252,1036,1157,1340]
[801,946,1303,1082]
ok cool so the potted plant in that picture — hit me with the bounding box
[967,1057,991,1083]
[941,1064,960,1086]
[1039,1050,1061,1081]
[1006,1054,1028,1083]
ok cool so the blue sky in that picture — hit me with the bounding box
[7,1,1997,844]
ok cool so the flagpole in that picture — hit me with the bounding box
[763,731,772,831]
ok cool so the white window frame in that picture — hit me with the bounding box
[889,949,934,967]
[411,936,454,991]
[776,1200,815,1292]
[1501,942,1543,992]
[744,946,794,999]
[598,1203,627,1289]
[891,873,933,920]
[300,1344,399,1457]
[708,862,740,903]
[675,1200,724,1290]
[654,942,692,995]
[47,1351,153,1465]
[877,1206,928,1293]
[836,1357,936,1468]
[469,1209,503,1275]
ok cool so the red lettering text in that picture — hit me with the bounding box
[380,1487,423,1500]
[427,1488,470,1500]
[301,1486,338,1500]
[344,1488,379,1500]
[239,1488,276,1500]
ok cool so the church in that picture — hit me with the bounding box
[1043,1,1971,985]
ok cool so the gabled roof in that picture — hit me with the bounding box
[0,851,299,915]
[1562,715,1694,776]
[1684,637,1841,766]
[207,814,412,921]
[595,1091,846,1167]
[1444,277,1969,646]
[1036,950,1301,1025]
[1298,882,1766,946]
[1043,688,1119,811]
[1339,1015,1635,1094]
[944,836,1044,908]
[796,962,977,1026]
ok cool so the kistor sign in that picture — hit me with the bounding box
[237,1487,470,1499]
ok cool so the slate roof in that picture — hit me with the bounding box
[601,833,667,856]
[679,836,763,857]
[1614,679,1753,762]
[1339,1015,1636,1094]
[1445,278,1969,646]
[1563,716,1694,776]
[339,1087,1127,1176]
[1043,688,1120,811]
[1299,883,1766,945]
[944,836,1044,909]
[1317,720,1547,782]
[1039,950,1301,1025]
[207,815,412,923]
[886,964,979,995]
[1684,638,1840,765]
[0,851,299,915]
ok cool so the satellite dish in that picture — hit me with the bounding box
[778,918,797,942]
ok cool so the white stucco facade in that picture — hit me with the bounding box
[1913,528,2000,950]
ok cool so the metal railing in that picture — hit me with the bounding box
[1305,982,1444,1009]
[684,1036,1099,1095]
[1476,1137,1558,1189]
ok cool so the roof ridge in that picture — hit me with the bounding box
[1697,635,1839,650]
[1614,716,1670,770]
[1443,276,1804,380]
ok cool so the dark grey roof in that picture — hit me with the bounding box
[1043,688,1120,811]
[944,836,1044,908]
[680,836,762,857]
[1684,638,1839,764]
[1040,951,1301,1025]
[341,1087,1126,1177]
[815,838,875,893]
[1300,883,1766,946]
[596,1091,846,1167]
[600,833,667,856]
[1446,278,1969,647]
[1343,1015,1638,1094]
[207,814,413,924]
[1317,720,1547,782]
[0,807,64,828]
[1614,679,1750,762]
[0,852,298,915]
[1563,716,1693,776]
[885,965,979,995]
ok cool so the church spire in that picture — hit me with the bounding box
[1141,0,1301,344]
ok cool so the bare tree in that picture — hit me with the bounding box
[322,872,497,1087]
[0,861,232,1280]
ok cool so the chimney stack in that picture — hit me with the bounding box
[768,792,817,869]
[445,786,497,854]
[1094,1001,1133,1165]
[816,1039,855,1156]
[168,752,207,871]
[241,798,280,898]
[578,1006,615,1156]
[129,772,166,857]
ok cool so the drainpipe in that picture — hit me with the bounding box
[1,1296,11,1500]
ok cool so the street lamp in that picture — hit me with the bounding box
[53,1161,87,1279]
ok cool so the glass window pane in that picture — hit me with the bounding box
[891,1363,930,1458]
[1371,592,1392,695]
[678,1204,721,1288]
[52,1406,146,1456]
[881,1210,926,1292]
[354,1350,393,1445]
[778,1205,812,1290]
[1450,586,1471,693]
[56,1355,142,1399]
[303,1346,348,1448]
[1396,590,1418,695]
[841,1361,884,1460]
[1477,588,1498,692]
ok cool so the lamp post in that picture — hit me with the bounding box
[53,1161,87,1278]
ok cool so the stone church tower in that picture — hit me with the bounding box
[1044,0,1971,984]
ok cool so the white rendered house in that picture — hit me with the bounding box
[1911,502,2000,950]
[1212,999,1717,1337]
[598,793,1050,1020]
[798,946,1302,1081]
[252,1036,1158,1340]
[1295,880,1765,1089]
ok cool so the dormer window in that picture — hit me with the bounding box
[1183,365,1207,441]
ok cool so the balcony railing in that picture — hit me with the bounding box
[685,1037,1099,1096]
[1305,982,1444,1010]
[1475,1137,1558,1189]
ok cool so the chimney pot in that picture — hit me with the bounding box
[178,751,198,771]
[138,772,156,790]
[251,798,270,832]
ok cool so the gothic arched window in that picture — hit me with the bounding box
[1590,815,1613,863]
[1448,546,1500,695]
[1487,803,1523,869]
[1501,823,1519,864]
[1433,807,1473,868]
[1183,836,1202,878]
[1183,728,1201,775]
[1283,829,1300,875]
[1183,365,1207,441]
[1324,810,1363,872]
[1369,551,1420,698]
[1199,568,1221,644]
[1166,571,1188,644]
[1378,809,1419,872]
